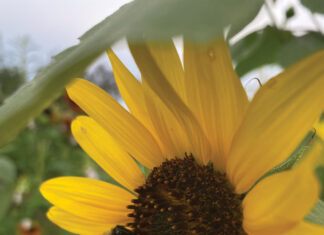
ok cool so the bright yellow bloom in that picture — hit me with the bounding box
[40,39,324,234]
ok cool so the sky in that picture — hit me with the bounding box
[0,0,132,77]
[0,0,323,81]
[0,0,131,53]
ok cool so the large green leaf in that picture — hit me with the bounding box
[81,0,264,42]
[0,0,263,148]
[301,0,324,13]
[231,27,324,77]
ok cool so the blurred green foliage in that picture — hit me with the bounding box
[301,0,324,13]
[0,64,120,234]
[231,27,324,76]
[0,67,24,105]
[0,108,86,234]
[285,7,295,19]
[0,157,16,221]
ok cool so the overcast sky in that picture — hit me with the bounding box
[0,0,134,77]
[0,0,130,52]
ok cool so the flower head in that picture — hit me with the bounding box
[40,39,324,234]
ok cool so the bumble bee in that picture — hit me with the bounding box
[111,225,133,235]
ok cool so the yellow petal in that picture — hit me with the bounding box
[129,41,211,164]
[71,116,145,192]
[144,41,192,158]
[227,49,324,193]
[107,49,189,158]
[142,83,191,159]
[184,39,249,170]
[147,40,186,101]
[67,78,163,169]
[243,143,321,234]
[107,50,154,133]
[40,177,134,224]
[314,118,324,140]
[283,221,324,235]
[47,207,114,235]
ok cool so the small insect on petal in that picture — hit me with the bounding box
[111,225,134,235]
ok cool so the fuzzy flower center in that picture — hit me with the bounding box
[123,155,246,235]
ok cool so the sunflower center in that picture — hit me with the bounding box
[127,155,246,235]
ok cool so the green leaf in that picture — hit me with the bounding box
[0,157,16,220]
[231,27,324,77]
[0,0,263,148]
[301,0,324,13]
[231,26,293,77]
[316,166,324,201]
[278,32,324,67]
[305,200,324,225]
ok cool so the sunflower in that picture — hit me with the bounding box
[40,39,324,234]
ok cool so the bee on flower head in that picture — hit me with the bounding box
[111,225,133,235]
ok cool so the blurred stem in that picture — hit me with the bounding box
[264,0,278,28]
[0,34,3,66]
[35,140,48,184]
